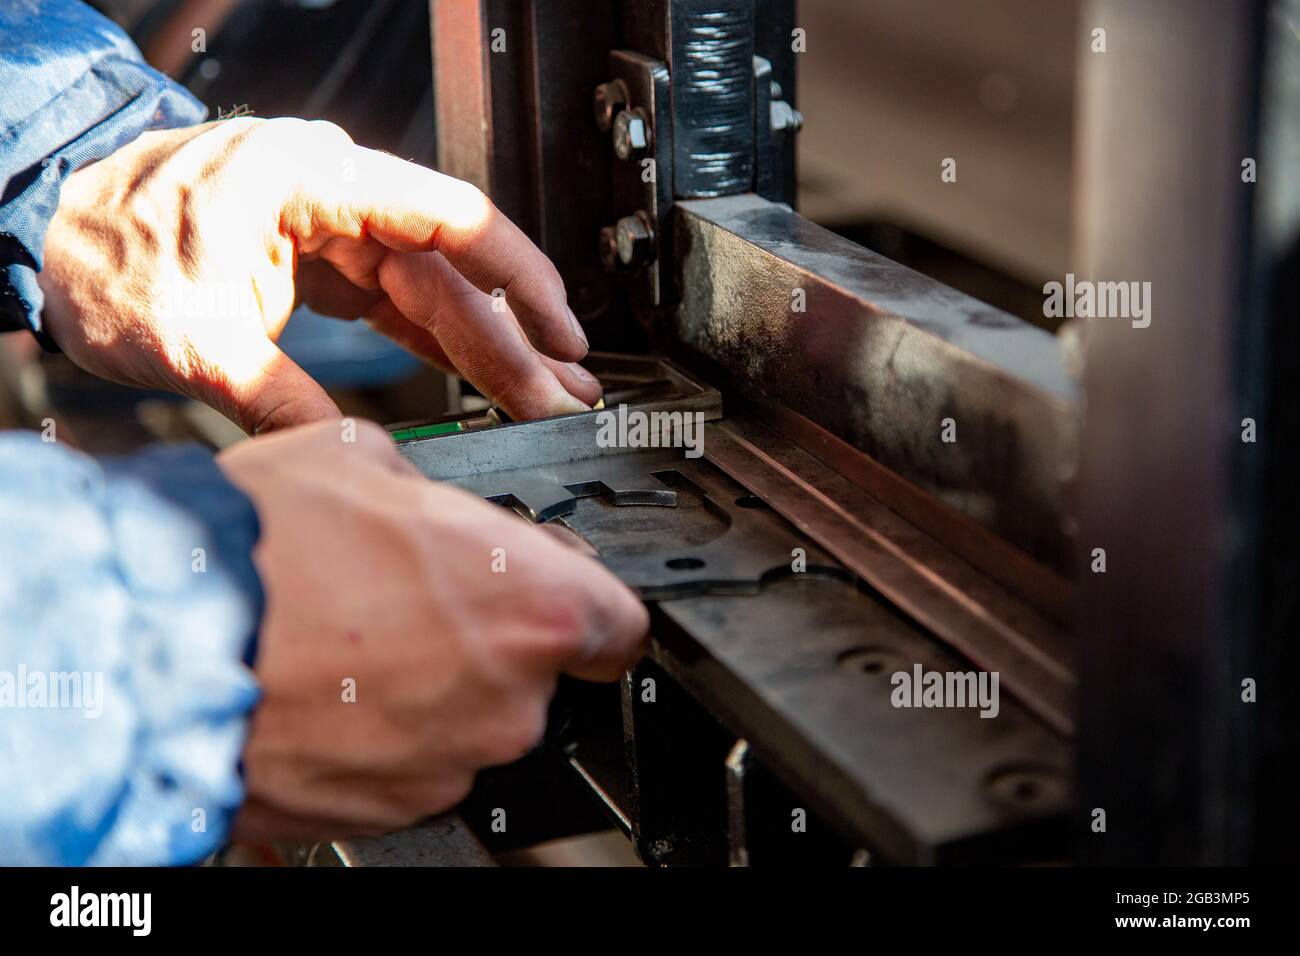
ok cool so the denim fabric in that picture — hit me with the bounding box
[0,0,207,342]
[0,434,263,865]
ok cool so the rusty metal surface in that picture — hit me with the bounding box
[673,193,1079,570]
[647,570,1070,864]
[311,814,496,867]
[432,0,615,320]
[608,50,674,311]
[703,416,1075,735]
[402,389,1073,862]
[721,374,1071,620]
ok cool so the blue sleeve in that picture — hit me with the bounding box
[0,434,264,866]
[0,0,208,343]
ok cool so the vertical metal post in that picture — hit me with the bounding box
[1073,0,1290,864]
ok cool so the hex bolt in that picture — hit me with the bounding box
[770,100,804,133]
[612,108,652,160]
[593,79,629,133]
[615,212,655,268]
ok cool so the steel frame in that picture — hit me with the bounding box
[410,0,1298,866]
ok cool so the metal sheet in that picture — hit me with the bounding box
[395,354,722,479]
[405,408,1072,862]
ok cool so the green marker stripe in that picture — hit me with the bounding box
[389,421,466,442]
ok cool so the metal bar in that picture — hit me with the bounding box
[1074,0,1282,865]
[433,0,614,318]
[724,376,1071,621]
[649,575,1071,864]
[526,1,616,320]
[704,416,1076,736]
[432,0,531,230]
[724,739,751,866]
[673,193,1079,571]
[314,814,496,867]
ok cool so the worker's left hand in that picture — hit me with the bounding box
[36,116,602,434]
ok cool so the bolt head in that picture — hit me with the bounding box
[613,109,650,159]
[615,213,654,267]
[770,101,804,133]
[593,80,628,133]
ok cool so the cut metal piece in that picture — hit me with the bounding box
[483,476,580,523]
[399,354,1074,861]
[396,354,721,480]
[457,450,831,600]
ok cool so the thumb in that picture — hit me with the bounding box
[219,341,342,435]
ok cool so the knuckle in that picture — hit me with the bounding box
[401,775,474,819]
[539,256,564,290]
[306,119,355,148]
[440,773,476,809]
[258,116,312,142]
[202,115,265,149]
[486,697,549,765]
[258,117,353,156]
[446,178,486,209]
[531,589,591,652]
[432,176,492,238]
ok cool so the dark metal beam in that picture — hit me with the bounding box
[1074,0,1285,865]
[673,193,1079,571]
[432,0,615,320]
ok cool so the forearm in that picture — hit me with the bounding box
[0,0,207,340]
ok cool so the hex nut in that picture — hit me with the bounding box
[613,108,651,159]
[615,213,655,267]
[770,100,804,133]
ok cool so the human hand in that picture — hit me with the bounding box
[37,117,601,434]
[217,419,647,839]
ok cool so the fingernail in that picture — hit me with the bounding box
[567,308,589,351]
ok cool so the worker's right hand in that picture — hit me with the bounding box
[216,419,648,841]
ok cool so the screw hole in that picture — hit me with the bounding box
[666,557,705,571]
[735,494,767,509]
[985,766,1064,808]
[836,646,902,675]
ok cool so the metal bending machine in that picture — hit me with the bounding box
[313,0,1298,867]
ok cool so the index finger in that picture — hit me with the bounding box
[284,137,589,363]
